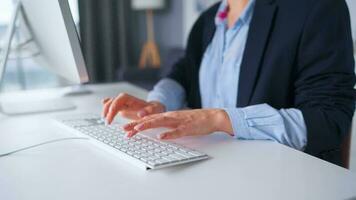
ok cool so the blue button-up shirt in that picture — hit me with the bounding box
[148,0,307,150]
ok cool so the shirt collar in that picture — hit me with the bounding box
[215,0,256,28]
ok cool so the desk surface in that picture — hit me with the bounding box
[0,82,355,200]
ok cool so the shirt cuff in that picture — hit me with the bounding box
[147,78,186,111]
[224,108,251,140]
[147,90,170,109]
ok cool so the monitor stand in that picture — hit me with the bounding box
[0,2,20,82]
[0,2,89,116]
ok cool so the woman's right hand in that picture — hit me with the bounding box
[102,93,166,124]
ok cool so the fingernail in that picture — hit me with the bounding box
[123,124,130,130]
[137,110,146,118]
[105,119,109,126]
[159,134,166,140]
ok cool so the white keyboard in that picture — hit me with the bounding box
[55,114,208,170]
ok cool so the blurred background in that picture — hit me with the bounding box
[0,0,221,92]
[0,0,355,92]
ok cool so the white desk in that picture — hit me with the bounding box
[0,82,355,200]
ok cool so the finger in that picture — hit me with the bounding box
[133,117,177,132]
[137,105,156,118]
[159,127,186,140]
[123,115,156,131]
[119,110,141,120]
[102,98,111,104]
[125,116,172,138]
[106,94,130,124]
[123,121,140,132]
[102,98,113,118]
[137,110,147,118]
[125,130,139,138]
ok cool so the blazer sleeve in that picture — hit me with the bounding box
[295,0,356,162]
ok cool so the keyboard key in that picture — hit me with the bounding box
[154,149,161,153]
[148,161,157,166]
[150,155,160,160]
[177,151,195,158]
[157,152,168,157]
[170,153,187,160]
[188,151,205,157]
[163,155,178,162]
[156,158,169,164]
[141,153,151,158]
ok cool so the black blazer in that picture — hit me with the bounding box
[167,0,356,166]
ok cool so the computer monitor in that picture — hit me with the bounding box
[0,0,89,86]
[0,0,90,115]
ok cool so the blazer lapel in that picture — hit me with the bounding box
[237,0,277,107]
[202,4,219,55]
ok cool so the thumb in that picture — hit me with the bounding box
[138,102,166,118]
[137,105,154,118]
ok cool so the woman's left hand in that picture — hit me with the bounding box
[123,109,234,140]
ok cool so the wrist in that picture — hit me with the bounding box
[212,109,234,136]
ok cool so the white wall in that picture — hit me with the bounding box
[346,0,356,171]
[182,0,220,47]
[346,0,356,40]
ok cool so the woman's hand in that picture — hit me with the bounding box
[102,93,165,124]
[123,109,234,140]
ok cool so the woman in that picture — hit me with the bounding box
[103,0,355,166]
